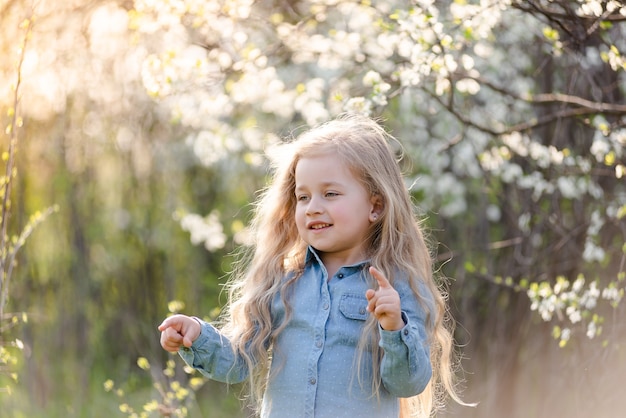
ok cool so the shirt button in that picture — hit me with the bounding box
[403,329,409,335]
[337,273,344,278]
[359,307,366,315]
[309,378,316,385]
[315,340,323,348]
[323,302,329,310]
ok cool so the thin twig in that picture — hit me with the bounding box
[0,15,32,320]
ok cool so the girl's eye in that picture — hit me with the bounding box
[297,195,309,201]
[325,192,338,197]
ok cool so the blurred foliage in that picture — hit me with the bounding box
[104,356,207,418]
[0,0,625,417]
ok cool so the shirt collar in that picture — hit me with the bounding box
[305,246,370,272]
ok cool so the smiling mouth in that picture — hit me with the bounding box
[310,223,331,230]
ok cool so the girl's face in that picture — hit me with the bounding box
[294,152,380,267]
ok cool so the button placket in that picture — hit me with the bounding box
[305,276,330,414]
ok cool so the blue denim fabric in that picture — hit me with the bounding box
[179,247,432,418]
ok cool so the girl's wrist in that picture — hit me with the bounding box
[381,321,404,331]
[380,313,407,331]
[191,316,203,336]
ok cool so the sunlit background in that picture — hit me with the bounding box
[1,1,625,417]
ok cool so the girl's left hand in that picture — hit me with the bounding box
[365,266,404,331]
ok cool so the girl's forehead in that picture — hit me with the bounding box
[294,154,363,186]
[295,152,349,172]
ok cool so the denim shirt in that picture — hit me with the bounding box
[179,247,432,418]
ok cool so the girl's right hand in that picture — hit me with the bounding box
[158,314,201,352]
[365,266,404,331]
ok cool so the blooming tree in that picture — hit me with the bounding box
[130,0,625,349]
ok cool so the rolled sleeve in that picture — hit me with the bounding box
[379,285,433,397]
[179,320,249,384]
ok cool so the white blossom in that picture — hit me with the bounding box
[582,239,606,263]
[344,97,372,116]
[557,176,579,199]
[590,136,611,163]
[179,211,227,252]
[456,78,481,95]
[486,204,501,222]
[566,306,582,324]
[586,321,597,339]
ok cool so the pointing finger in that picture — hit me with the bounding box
[369,266,391,289]
[158,314,185,332]
[158,319,170,331]
[158,316,178,331]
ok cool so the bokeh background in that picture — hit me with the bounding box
[1,1,625,417]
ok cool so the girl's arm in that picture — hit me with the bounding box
[376,278,433,397]
[159,315,249,384]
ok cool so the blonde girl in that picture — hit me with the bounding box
[159,114,466,417]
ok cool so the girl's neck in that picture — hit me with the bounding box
[324,262,341,279]
[319,251,367,279]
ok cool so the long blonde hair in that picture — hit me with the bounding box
[221,114,467,417]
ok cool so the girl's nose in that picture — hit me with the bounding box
[305,195,323,215]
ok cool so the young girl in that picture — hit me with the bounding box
[159,114,465,417]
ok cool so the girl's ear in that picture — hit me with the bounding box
[369,195,384,222]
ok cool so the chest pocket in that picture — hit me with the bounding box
[339,294,369,321]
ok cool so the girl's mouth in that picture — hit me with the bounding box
[310,223,331,230]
